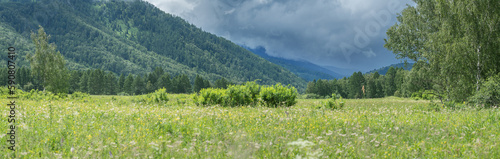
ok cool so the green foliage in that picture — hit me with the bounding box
[411,90,437,100]
[27,26,69,94]
[384,67,397,96]
[20,89,60,100]
[193,75,210,93]
[260,83,298,107]
[194,81,260,107]
[0,0,306,90]
[469,74,500,108]
[301,93,323,99]
[136,88,169,104]
[385,0,500,102]
[69,91,90,100]
[225,84,254,107]
[321,93,345,110]
[193,88,227,106]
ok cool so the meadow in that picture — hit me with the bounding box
[1,94,499,158]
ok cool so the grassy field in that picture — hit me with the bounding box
[1,95,499,158]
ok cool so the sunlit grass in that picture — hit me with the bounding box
[1,95,499,158]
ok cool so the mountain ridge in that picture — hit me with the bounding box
[0,0,306,90]
[245,46,345,81]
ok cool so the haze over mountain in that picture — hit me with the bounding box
[145,0,414,73]
[0,0,306,89]
[245,46,345,81]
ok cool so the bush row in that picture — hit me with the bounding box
[0,87,90,100]
[194,82,298,107]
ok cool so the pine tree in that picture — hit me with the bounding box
[69,70,81,93]
[214,77,230,89]
[118,73,125,93]
[349,72,365,99]
[124,74,134,95]
[173,74,191,94]
[384,67,397,96]
[105,72,116,95]
[79,71,89,93]
[132,75,145,95]
[157,73,172,92]
[193,75,205,92]
[203,79,211,89]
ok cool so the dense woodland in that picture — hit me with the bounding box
[0,0,305,90]
[306,66,430,100]
[0,66,233,95]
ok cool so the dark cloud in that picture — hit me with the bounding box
[144,0,413,72]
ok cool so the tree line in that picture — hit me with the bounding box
[0,66,234,95]
[306,66,418,99]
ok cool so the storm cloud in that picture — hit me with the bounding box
[144,0,414,72]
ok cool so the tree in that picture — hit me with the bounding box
[118,73,125,92]
[132,75,145,95]
[203,78,211,89]
[79,70,90,93]
[123,74,134,95]
[367,74,377,98]
[214,77,231,89]
[69,70,81,93]
[173,74,191,94]
[349,72,365,99]
[105,72,116,95]
[306,79,317,95]
[384,67,396,96]
[385,0,500,102]
[157,73,172,92]
[394,68,407,97]
[27,26,69,94]
[193,75,206,93]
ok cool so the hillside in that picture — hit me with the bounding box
[245,46,344,81]
[0,0,306,89]
[367,63,414,75]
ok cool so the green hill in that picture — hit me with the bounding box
[367,63,413,75]
[0,0,305,90]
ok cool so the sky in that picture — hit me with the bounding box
[143,0,414,73]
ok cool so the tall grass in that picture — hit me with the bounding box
[0,95,499,158]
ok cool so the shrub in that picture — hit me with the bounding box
[137,88,169,104]
[20,89,61,100]
[0,86,24,98]
[411,90,436,100]
[245,81,261,105]
[194,81,261,107]
[69,92,90,99]
[469,74,500,108]
[260,83,298,107]
[302,93,323,99]
[194,88,227,106]
[322,93,345,110]
[117,92,130,96]
[225,84,253,107]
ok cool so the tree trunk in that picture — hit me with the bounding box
[476,45,481,92]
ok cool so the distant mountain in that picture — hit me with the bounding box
[0,0,305,89]
[367,63,414,75]
[245,46,345,81]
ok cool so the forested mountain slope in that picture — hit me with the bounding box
[0,0,306,89]
[245,46,345,81]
